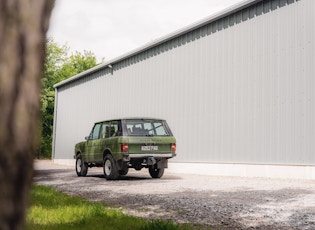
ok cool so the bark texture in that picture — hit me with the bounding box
[0,1,54,229]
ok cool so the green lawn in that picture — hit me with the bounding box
[27,185,194,230]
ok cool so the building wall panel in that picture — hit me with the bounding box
[54,0,315,166]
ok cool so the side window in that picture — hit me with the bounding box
[100,122,110,139]
[91,123,101,139]
[110,121,120,137]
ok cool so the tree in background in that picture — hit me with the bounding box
[39,38,100,158]
[0,1,54,229]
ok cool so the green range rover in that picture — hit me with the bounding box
[75,118,176,180]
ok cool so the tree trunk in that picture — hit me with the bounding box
[0,1,54,229]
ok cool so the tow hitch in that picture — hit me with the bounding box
[147,156,156,166]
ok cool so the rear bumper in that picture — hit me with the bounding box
[123,153,176,160]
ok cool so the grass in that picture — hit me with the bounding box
[27,185,194,230]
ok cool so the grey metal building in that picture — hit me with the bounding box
[53,0,315,179]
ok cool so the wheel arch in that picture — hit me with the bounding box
[103,149,122,170]
[75,151,81,158]
[103,149,112,159]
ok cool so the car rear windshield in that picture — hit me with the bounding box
[124,119,172,136]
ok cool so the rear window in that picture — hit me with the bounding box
[124,119,172,136]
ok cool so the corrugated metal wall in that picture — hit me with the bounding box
[53,0,315,165]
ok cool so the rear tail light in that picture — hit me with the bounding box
[121,143,129,152]
[171,143,176,152]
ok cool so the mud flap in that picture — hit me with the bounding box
[157,159,168,169]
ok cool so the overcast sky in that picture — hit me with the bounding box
[48,0,243,62]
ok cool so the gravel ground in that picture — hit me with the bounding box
[33,160,315,229]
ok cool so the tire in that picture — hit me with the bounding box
[103,154,119,180]
[148,165,164,178]
[119,167,129,176]
[76,154,88,177]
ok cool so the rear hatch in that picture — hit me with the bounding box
[127,136,176,154]
[122,118,176,156]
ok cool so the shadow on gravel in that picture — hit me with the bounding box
[34,168,181,183]
[118,174,182,181]
[33,169,72,183]
[87,174,153,180]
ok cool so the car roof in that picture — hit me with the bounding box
[95,117,165,124]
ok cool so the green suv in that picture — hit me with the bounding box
[75,118,176,180]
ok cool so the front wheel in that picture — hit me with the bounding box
[149,166,164,178]
[103,154,119,180]
[76,154,88,177]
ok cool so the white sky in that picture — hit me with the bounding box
[48,0,243,62]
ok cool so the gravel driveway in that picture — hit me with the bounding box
[34,160,315,229]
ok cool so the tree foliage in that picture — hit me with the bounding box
[39,38,100,158]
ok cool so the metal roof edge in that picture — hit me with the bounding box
[54,0,260,89]
[53,62,108,88]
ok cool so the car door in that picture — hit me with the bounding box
[94,121,110,162]
[106,120,121,158]
[85,123,102,162]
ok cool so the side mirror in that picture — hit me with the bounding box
[85,136,90,140]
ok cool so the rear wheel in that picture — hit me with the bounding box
[76,154,88,176]
[103,154,119,180]
[149,165,164,178]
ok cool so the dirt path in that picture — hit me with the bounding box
[33,160,315,229]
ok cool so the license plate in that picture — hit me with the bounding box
[141,146,158,151]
